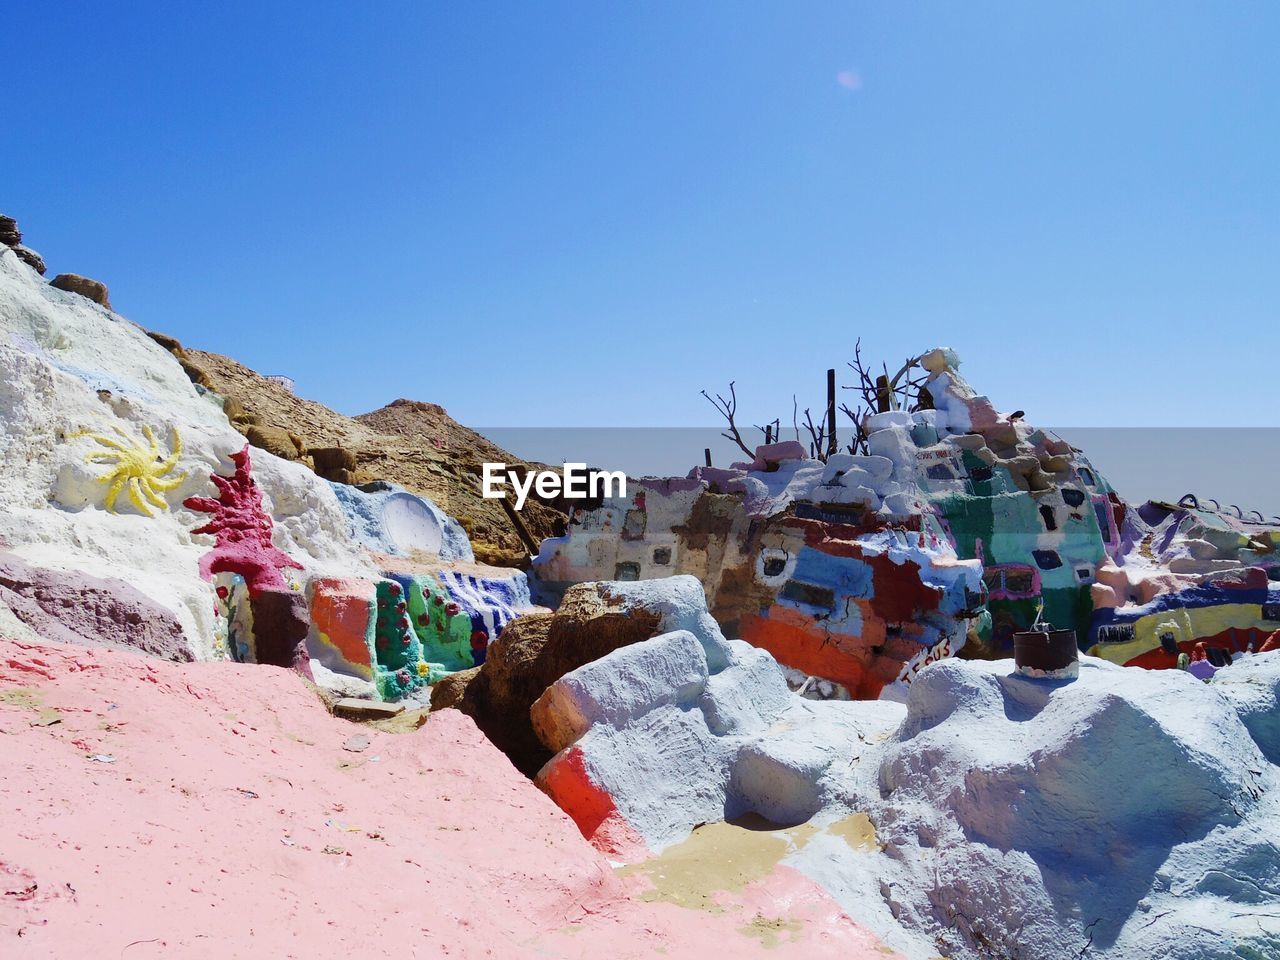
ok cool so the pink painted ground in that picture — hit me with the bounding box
[0,638,898,959]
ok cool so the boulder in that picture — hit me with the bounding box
[444,582,664,775]
[144,329,187,358]
[429,666,480,711]
[179,356,214,388]
[222,396,250,423]
[311,446,359,480]
[0,214,20,246]
[50,272,111,309]
[245,424,306,461]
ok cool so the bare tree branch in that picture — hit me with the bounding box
[839,402,871,455]
[801,407,829,463]
[753,417,781,445]
[702,341,929,465]
[700,381,755,459]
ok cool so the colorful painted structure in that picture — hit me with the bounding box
[1088,566,1280,670]
[532,347,1279,691]
[533,391,992,700]
[230,566,537,700]
[188,445,534,699]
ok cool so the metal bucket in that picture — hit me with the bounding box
[1013,628,1079,673]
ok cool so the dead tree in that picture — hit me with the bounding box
[838,401,872,456]
[703,341,929,463]
[700,382,756,460]
[801,406,829,463]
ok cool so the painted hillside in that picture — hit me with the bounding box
[2,213,1279,960]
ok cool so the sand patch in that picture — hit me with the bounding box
[740,913,804,948]
[618,817,798,912]
[0,687,43,710]
[828,812,879,851]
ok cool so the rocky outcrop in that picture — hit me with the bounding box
[13,246,45,275]
[50,272,111,308]
[0,214,46,275]
[135,342,568,567]
[244,424,307,461]
[310,445,357,482]
[428,665,479,710]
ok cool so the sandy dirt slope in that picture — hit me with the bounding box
[0,638,900,960]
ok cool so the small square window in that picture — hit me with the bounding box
[1039,505,1058,531]
[652,546,672,565]
[1032,549,1062,570]
[781,580,836,611]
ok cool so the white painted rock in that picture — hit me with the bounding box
[0,246,377,658]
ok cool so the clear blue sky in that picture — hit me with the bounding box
[6,2,1277,428]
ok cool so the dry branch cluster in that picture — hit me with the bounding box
[701,339,930,464]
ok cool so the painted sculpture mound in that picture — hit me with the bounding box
[531,348,1280,696]
[0,242,534,704]
[520,575,1280,958]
